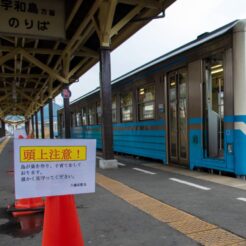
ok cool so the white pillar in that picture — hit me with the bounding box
[233,19,246,175]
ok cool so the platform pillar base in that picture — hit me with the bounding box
[99,159,118,169]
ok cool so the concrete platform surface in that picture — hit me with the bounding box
[0,138,246,245]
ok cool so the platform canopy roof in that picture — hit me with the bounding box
[0,0,175,122]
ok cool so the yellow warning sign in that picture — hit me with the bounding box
[20,146,87,162]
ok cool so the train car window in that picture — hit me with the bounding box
[82,108,88,125]
[76,113,81,126]
[112,96,117,123]
[120,92,133,122]
[138,85,155,120]
[203,54,224,159]
[96,103,101,124]
[71,112,76,127]
[62,114,64,128]
[88,106,97,125]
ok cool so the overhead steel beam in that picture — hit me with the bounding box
[118,0,162,9]
[0,45,90,57]
[110,5,142,38]
[20,49,69,84]
[15,103,28,113]
[65,0,84,30]
[0,73,48,79]
[67,57,89,79]
[80,47,99,58]
[98,0,117,46]
[0,48,18,67]
[26,1,102,117]
[65,0,102,53]
[15,87,42,106]
[0,93,11,103]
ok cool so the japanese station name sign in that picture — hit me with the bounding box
[14,139,96,199]
[0,0,65,39]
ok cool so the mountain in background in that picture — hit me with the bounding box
[4,102,61,123]
[40,102,61,121]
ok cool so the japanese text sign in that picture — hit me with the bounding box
[14,139,96,199]
[0,0,65,39]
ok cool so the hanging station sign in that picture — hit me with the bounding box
[0,0,65,39]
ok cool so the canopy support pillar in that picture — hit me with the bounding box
[63,86,71,139]
[35,112,39,139]
[40,106,45,139]
[49,98,54,139]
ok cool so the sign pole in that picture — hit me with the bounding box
[62,86,71,139]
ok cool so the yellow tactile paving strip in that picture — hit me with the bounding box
[96,173,246,246]
[0,137,10,154]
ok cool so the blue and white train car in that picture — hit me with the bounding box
[58,19,246,176]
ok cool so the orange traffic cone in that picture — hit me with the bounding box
[42,195,84,246]
[11,197,45,217]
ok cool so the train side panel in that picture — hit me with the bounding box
[57,20,246,176]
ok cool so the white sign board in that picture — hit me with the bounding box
[14,139,96,199]
[0,0,65,39]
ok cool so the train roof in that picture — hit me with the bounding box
[68,19,240,107]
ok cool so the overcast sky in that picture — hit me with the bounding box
[55,0,246,105]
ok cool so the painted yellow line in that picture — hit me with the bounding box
[96,173,246,246]
[0,137,10,155]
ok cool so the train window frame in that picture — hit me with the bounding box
[88,105,97,125]
[61,113,65,128]
[76,112,81,126]
[112,96,117,123]
[120,92,133,122]
[71,112,76,127]
[203,54,225,159]
[96,102,101,124]
[137,84,156,121]
[82,107,88,126]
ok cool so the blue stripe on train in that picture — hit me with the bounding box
[216,115,246,123]
[68,116,246,175]
[114,119,165,127]
[189,115,246,124]
[70,120,166,163]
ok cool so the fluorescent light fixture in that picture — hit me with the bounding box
[211,64,222,69]
[211,68,223,74]
[139,88,145,95]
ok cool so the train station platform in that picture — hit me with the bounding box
[0,137,246,245]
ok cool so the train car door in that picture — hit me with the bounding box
[168,68,188,165]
